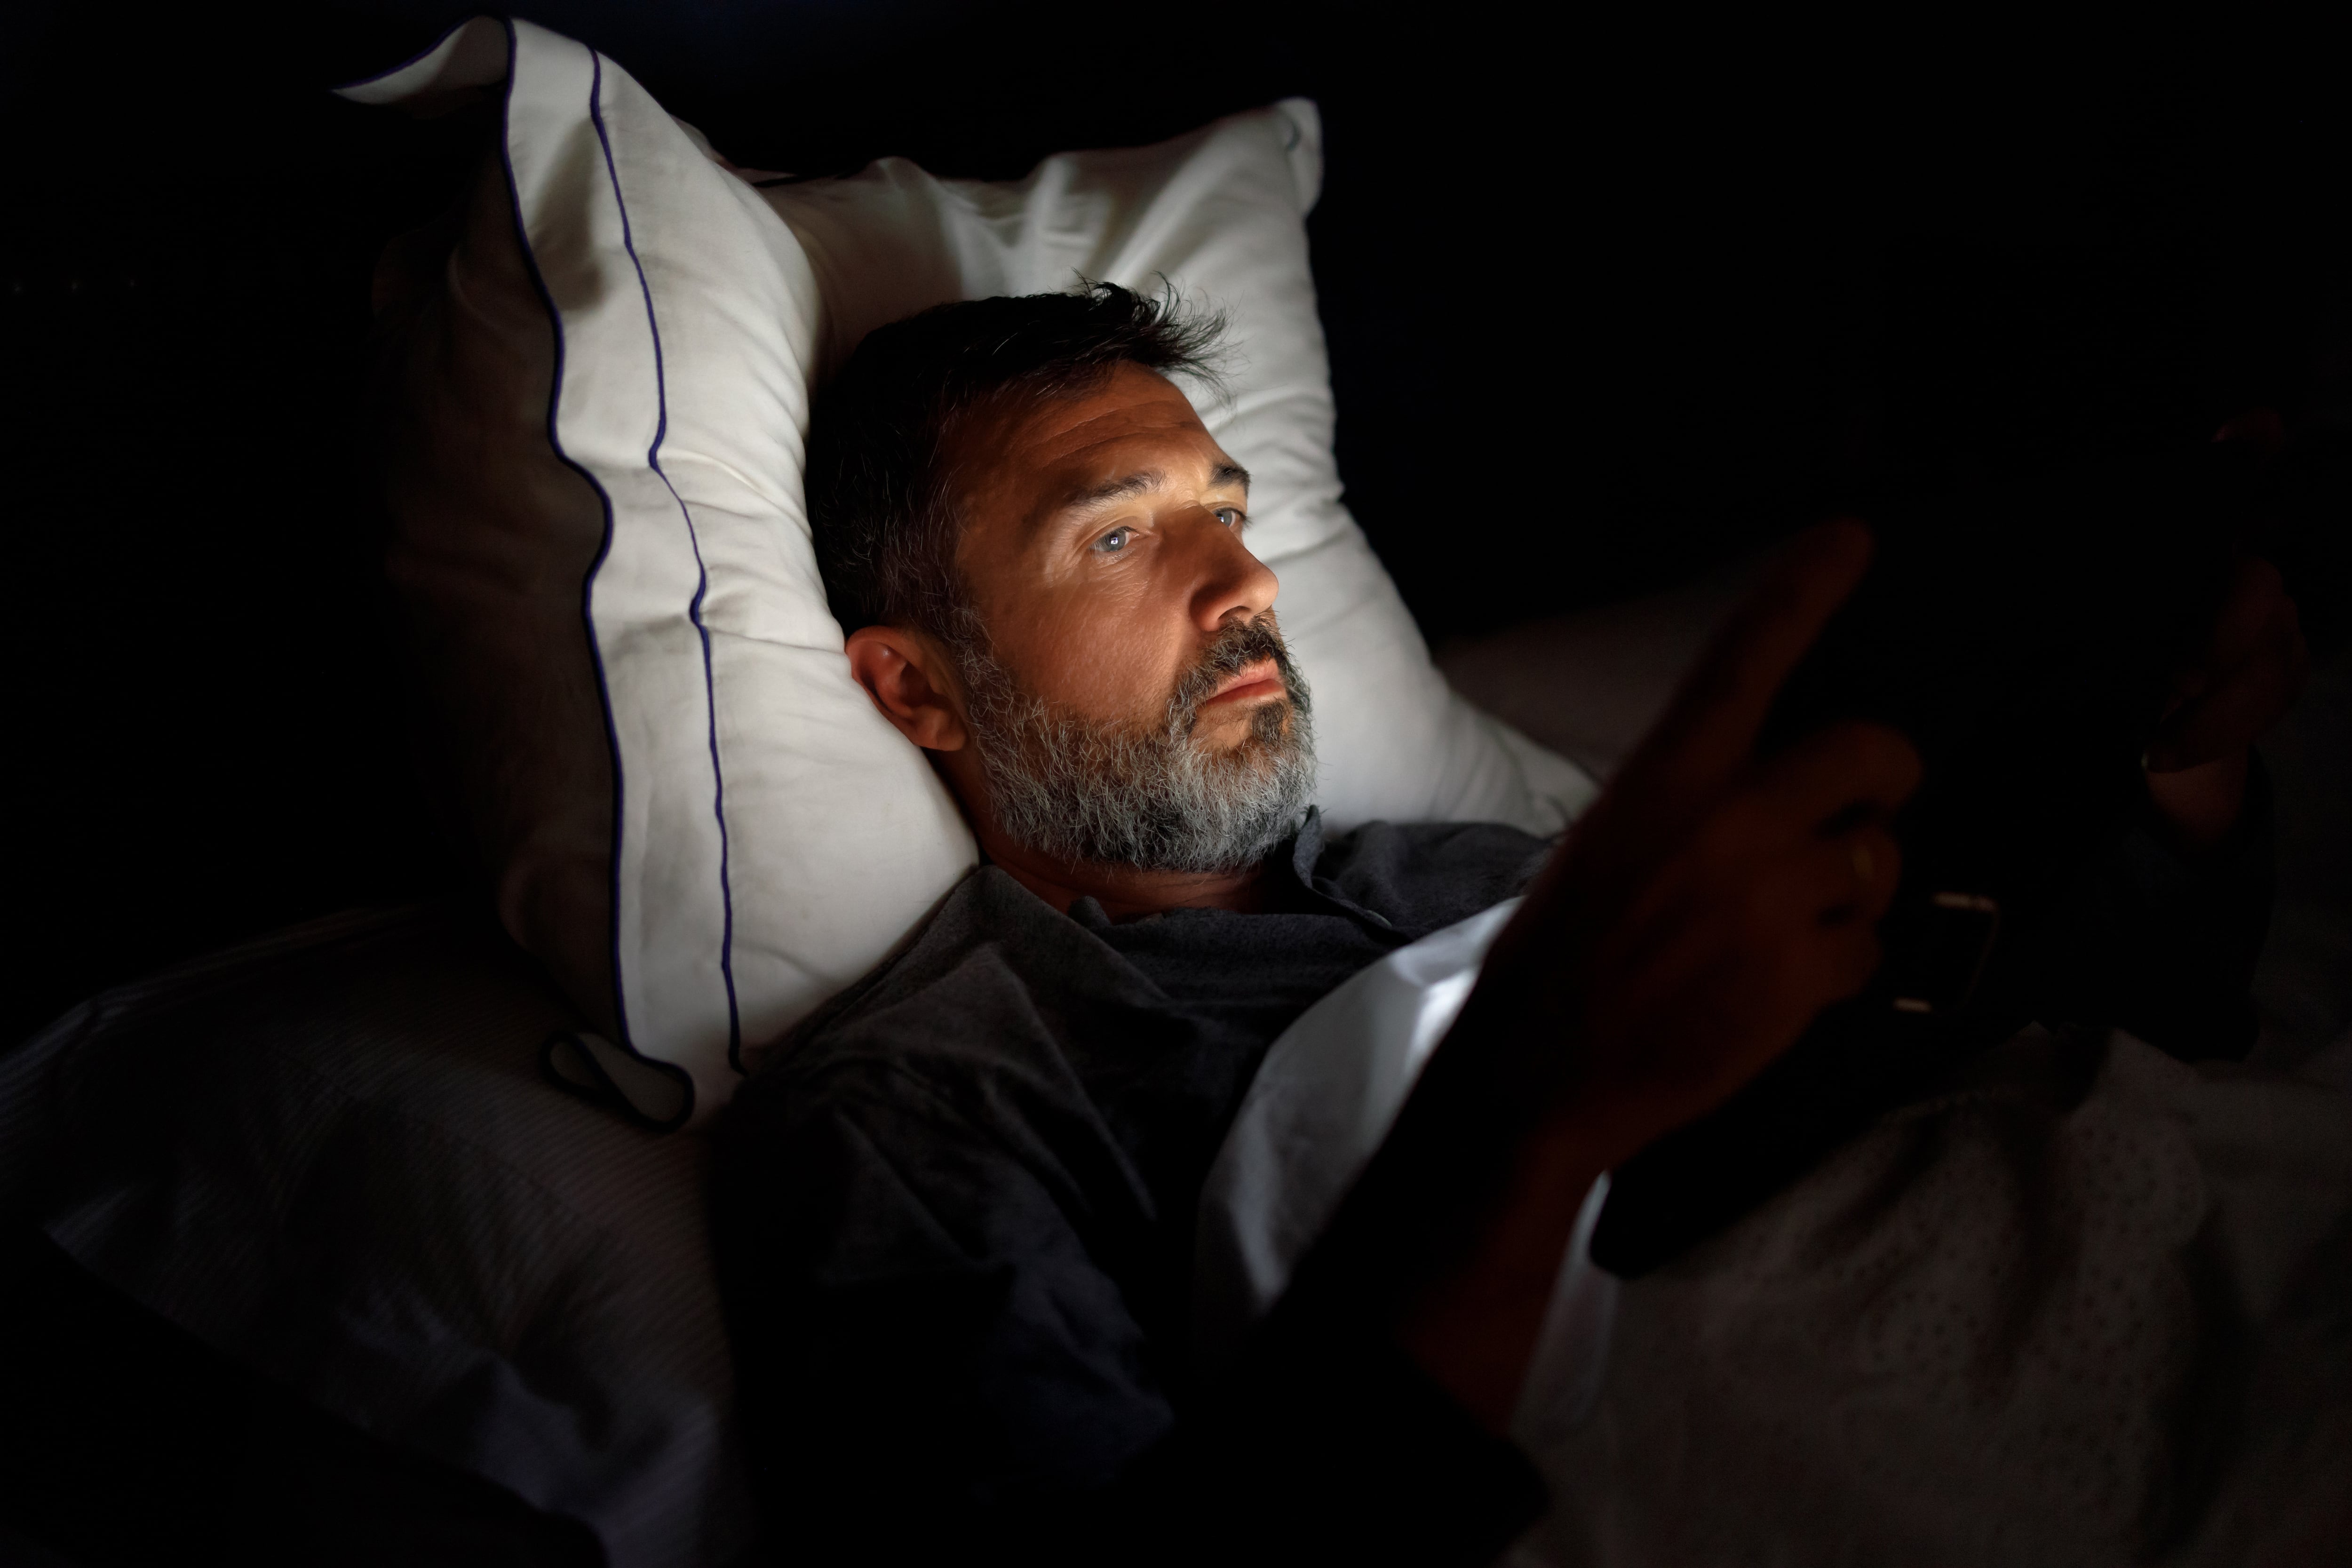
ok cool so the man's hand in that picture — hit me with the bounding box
[1393,519,1921,1431]
[1489,519,1920,1143]
[2143,556,2308,852]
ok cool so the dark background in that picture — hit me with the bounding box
[1,4,2348,1561]
[5,4,2348,1050]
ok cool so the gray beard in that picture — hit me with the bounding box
[954,615,1317,875]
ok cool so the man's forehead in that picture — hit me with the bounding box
[1006,365,1217,466]
[958,366,1246,526]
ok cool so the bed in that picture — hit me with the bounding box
[5,10,2348,1566]
[6,593,2345,1565]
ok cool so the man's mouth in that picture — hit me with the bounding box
[1201,659,1286,708]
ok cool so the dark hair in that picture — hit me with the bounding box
[805,281,1226,638]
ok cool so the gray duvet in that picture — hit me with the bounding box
[0,906,753,1568]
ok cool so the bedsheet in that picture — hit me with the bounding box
[1195,803,2352,1565]
[1517,1026,2352,1567]
[1193,898,1622,1440]
[0,907,753,1568]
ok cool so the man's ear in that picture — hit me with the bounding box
[844,624,970,752]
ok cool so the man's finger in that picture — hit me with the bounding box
[1814,824,1903,927]
[1732,859,1892,1033]
[1743,823,1904,931]
[1719,721,1923,851]
[2148,601,2308,771]
[1820,922,1888,1005]
[2183,557,2291,685]
[1626,518,1875,817]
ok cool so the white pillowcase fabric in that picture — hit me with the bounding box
[345,17,1593,1129]
[1191,899,1619,1437]
[352,19,977,1130]
[750,119,1596,835]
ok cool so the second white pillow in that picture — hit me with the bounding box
[750,102,1597,834]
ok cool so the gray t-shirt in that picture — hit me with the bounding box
[712,813,1551,1556]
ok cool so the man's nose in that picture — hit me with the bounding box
[1184,508,1279,632]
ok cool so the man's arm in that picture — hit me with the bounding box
[2041,754,2277,1059]
[1285,521,1920,1433]
[1147,526,2303,1552]
[2046,552,2305,1058]
[2142,554,2307,853]
[1299,530,2311,1443]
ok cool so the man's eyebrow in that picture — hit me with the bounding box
[1056,462,1252,516]
[1061,470,1166,511]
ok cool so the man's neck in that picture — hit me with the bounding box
[980,831,1269,919]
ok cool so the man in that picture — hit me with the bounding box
[712,285,2303,1562]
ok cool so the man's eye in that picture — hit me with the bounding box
[1214,507,1245,529]
[1093,527,1133,555]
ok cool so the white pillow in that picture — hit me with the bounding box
[347,17,1592,1129]
[352,18,976,1131]
[748,105,1596,836]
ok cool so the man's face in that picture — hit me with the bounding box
[940,362,1314,871]
[950,362,1287,743]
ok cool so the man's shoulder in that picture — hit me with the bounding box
[744,866,1154,1090]
[1329,818,1556,860]
[1310,818,1552,931]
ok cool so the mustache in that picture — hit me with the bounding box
[1166,615,1307,736]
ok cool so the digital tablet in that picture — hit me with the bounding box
[1589,440,2261,1278]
